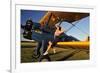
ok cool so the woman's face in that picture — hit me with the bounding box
[56,26,61,30]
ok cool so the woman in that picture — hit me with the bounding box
[43,25,64,55]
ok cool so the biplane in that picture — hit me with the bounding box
[21,11,90,49]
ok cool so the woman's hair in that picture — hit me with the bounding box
[55,25,61,30]
[58,26,61,30]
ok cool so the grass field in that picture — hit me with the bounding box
[21,41,89,63]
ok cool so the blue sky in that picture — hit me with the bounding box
[60,16,89,41]
[21,10,46,25]
[21,10,89,41]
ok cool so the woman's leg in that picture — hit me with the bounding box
[38,40,51,61]
[34,41,42,56]
[43,41,52,55]
[41,40,49,55]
